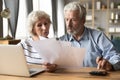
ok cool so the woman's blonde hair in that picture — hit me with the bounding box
[27,10,51,35]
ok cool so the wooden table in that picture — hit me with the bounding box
[0,65,120,80]
[0,39,20,44]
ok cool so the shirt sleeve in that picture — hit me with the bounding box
[19,39,44,65]
[96,32,120,70]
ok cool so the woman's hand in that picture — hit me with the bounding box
[43,63,57,72]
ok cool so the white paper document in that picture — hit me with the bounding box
[29,38,86,68]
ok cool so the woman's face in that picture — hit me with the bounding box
[33,18,50,37]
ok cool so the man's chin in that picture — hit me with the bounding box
[68,31,74,35]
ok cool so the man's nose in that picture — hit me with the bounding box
[67,20,72,27]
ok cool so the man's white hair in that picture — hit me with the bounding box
[64,1,86,19]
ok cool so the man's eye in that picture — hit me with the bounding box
[72,19,77,21]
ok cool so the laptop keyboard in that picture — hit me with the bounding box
[29,68,45,75]
[29,69,37,74]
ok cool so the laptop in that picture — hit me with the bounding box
[0,45,45,77]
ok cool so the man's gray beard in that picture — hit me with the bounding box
[67,30,78,36]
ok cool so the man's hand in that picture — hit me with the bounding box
[96,56,113,71]
[43,63,57,72]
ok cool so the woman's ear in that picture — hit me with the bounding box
[32,27,36,35]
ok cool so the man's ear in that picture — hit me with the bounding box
[81,17,86,25]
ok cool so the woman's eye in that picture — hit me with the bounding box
[65,18,68,21]
[44,22,48,25]
[37,22,49,27]
[37,24,42,27]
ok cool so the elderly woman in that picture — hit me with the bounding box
[19,10,57,72]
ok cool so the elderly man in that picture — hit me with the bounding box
[59,1,120,71]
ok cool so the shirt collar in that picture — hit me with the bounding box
[39,36,48,40]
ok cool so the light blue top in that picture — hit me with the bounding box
[59,27,120,70]
[18,36,47,64]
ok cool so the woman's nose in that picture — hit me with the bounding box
[42,24,47,30]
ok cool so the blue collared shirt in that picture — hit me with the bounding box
[59,27,120,70]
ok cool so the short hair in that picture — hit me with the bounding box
[64,1,86,19]
[27,10,51,35]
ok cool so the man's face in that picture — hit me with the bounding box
[64,10,85,36]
